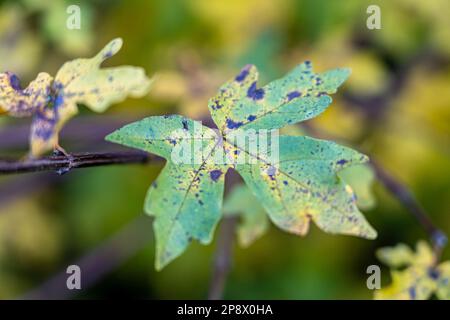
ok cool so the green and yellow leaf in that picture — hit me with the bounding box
[375,241,450,300]
[223,184,269,247]
[107,63,376,269]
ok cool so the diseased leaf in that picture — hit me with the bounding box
[107,63,376,269]
[234,135,375,238]
[0,38,152,157]
[107,115,226,270]
[209,63,350,135]
[375,241,450,300]
[223,184,269,247]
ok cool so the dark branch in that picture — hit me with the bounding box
[0,151,162,175]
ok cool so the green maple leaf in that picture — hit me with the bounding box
[106,63,377,270]
[375,241,450,300]
[0,38,152,156]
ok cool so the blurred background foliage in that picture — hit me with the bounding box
[0,0,449,299]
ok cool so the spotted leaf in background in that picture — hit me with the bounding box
[107,63,376,270]
[0,38,152,157]
[375,241,450,300]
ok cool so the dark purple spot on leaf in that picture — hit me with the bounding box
[267,166,277,180]
[56,167,70,175]
[209,169,222,182]
[103,51,113,59]
[337,159,348,165]
[247,115,256,121]
[53,81,64,91]
[33,109,57,141]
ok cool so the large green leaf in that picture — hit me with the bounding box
[107,63,376,269]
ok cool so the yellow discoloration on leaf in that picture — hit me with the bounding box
[107,64,376,269]
[1,38,152,157]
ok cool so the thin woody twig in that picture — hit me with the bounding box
[0,151,162,175]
